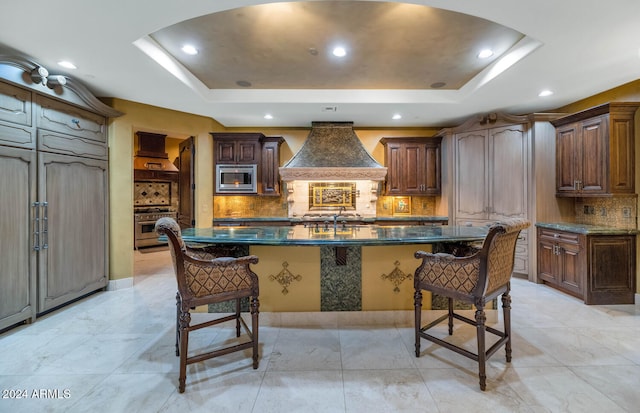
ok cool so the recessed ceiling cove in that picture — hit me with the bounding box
[149,1,524,90]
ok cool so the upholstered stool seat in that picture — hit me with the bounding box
[413,218,530,390]
[155,217,260,393]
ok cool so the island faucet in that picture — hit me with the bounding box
[333,206,346,230]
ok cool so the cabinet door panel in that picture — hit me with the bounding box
[455,131,487,219]
[489,125,527,219]
[216,141,236,163]
[36,95,106,143]
[609,115,635,193]
[0,146,36,329]
[236,140,259,163]
[579,116,606,193]
[0,81,35,149]
[586,236,635,304]
[403,144,424,193]
[537,239,558,284]
[555,124,579,193]
[424,144,441,194]
[559,243,582,295]
[38,152,108,312]
[384,143,403,194]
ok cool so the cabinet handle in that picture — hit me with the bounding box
[33,202,40,251]
[41,202,49,250]
[573,180,583,191]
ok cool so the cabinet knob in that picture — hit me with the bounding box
[553,234,559,238]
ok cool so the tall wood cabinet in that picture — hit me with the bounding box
[552,102,639,196]
[0,57,120,330]
[437,113,564,278]
[438,114,529,274]
[380,137,441,195]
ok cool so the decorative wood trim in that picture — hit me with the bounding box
[436,112,529,136]
[0,54,123,118]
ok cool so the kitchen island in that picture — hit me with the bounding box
[177,224,487,312]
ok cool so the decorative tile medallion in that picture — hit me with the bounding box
[268,261,302,295]
[381,260,412,293]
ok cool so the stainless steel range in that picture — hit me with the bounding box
[134,207,177,249]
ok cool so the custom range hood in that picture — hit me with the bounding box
[279,121,387,181]
[134,131,179,175]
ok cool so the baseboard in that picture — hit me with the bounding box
[233,309,498,328]
[107,277,133,291]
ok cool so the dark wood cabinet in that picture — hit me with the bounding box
[211,132,283,195]
[552,102,639,197]
[537,228,584,296]
[536,227,636,304]
[380,136,441,195]
[260,136,284,196]
[212,132,262,164]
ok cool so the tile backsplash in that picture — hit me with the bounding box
[134,181,177,210]
[574,196,637,229]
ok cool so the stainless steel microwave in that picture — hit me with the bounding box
[216,164,257,193]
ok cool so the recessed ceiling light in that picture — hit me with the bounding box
[264,114,273,120]
[332,46,347,57]
[392,114,402,120]
[58,61,76,69]
[181,45,198,55]
[538,89,554,97]
[430,82,446,89]
[477,49,494,59]
[236,80,252,87]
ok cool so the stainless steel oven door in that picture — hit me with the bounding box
[135,219,166,248]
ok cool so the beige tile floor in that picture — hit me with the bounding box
[1,248,639,412]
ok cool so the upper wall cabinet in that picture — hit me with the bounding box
[552,102,639,197]
[212,132,262,164]
[380,137,442,196]
[211,132,283,195]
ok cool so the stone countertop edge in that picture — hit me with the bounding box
[213,216,449,222]
[535,222,640,235]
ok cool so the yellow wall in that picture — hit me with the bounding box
[104,98,223,280]
[554,79,640,113]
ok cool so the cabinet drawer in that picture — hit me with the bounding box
[0,121,35,149]
[36,95,106,143]
[0,80,32,127]
[37,129,107,160]
[538,229,580,244]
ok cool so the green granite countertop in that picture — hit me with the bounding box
[535,222,639,235]
[214,216,448,224]
[180,224,487,246]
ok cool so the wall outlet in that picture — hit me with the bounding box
[622,207,632,218]
[583,205,595,215]
[599,207,607,216]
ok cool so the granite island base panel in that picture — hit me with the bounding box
[173,225,487,312]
